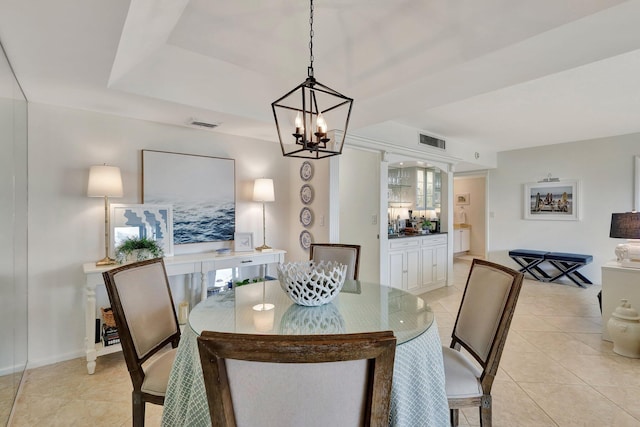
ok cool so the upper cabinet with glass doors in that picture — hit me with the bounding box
[415,167,441,210]
[388,165,441,211]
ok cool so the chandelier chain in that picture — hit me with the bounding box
[308,0,314,77]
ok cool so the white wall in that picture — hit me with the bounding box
[487,134,639,283]
[338,147,381,282]
[26,103,295,367]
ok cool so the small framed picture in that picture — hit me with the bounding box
[455,193,470,205]
[234,232,254,252]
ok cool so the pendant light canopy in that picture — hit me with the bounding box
[272,0,353,159]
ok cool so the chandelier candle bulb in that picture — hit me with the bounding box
[295,112,304,135]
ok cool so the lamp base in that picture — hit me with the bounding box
[616,241,640,268]
[255,245,273,253]
[96,256,117,266]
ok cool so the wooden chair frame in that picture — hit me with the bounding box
[447,258,524,427]
[309,243,361,280]
[102,258,181,427]
[197,331,396,427]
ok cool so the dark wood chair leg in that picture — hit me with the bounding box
[450,408,459,427]
[133,391,145,427]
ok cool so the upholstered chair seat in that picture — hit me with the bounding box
[309,243,361,280]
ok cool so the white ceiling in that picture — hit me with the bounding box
[1,0,640,155]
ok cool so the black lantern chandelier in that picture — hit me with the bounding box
[271,0,353,159]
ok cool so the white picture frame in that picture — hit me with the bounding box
[523,180,579,221]
[234,232,254,252]
[110,203,174,257]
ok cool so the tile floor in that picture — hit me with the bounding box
[8,259,640,426]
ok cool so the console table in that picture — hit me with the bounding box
[601,261,640,341]
[81,249,286,374]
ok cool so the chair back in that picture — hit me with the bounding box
[102,258,181,386]
[197,331,396,427]
[451,258,523,377]
[310,243,361,280]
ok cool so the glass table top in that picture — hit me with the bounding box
[188,279,434,344]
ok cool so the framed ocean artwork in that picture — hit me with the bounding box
[142,150,235,248]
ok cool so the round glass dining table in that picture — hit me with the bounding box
[161,279,449,427]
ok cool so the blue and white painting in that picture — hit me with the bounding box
[110,204,174,256]
[142,150,235,245]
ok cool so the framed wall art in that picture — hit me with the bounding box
[523,180,579,221]
[142,150,235,246]
[233,232,254,252]
[455,193,470,205]
[110,203,174,257]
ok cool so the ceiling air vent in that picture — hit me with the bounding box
[188,119,219,129]
[419,133,445,150]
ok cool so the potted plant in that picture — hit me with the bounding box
[115,236,164,264]
[421,219,432,234]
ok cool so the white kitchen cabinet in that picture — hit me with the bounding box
[421,234,447,290]
[388,238,420,291]
[389,234,447,294]
[453,228,470,253]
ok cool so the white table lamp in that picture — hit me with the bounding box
[88,164,123,265]
[253,178,275,252]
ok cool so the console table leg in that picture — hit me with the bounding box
[85,280,97,374]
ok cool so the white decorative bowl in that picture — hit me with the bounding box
[277,261,347,306]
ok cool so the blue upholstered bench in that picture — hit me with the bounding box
[508,249,551,281]
[543,252,593,287]
[508,249,592,287]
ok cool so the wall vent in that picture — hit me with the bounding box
[188,119,219,129]
[419,133,446,150]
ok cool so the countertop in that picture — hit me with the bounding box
[388,232,447,239]
[453,224,471,230]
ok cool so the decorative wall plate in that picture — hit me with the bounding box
[300,184,314,205]
[300,207,313,227]
[299,230,312,250]
[300,161,313,181]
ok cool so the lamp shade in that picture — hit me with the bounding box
[87,165,123,197]
[253,178,275,202]
[610,212,640,239]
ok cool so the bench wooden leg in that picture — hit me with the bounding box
[547,260,591,287]
[510,256,550,281]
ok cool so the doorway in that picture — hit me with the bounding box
[453,174,487,259]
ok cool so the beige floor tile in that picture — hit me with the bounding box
[510,314,562,332]
[595,385,640,420]
[557,354,640,388]
[503,330,543,354]
[500,351,585,384]
[539,315,602,333]
[571,332,614,353]
[520,382,640,426]
[517,330,602,360]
